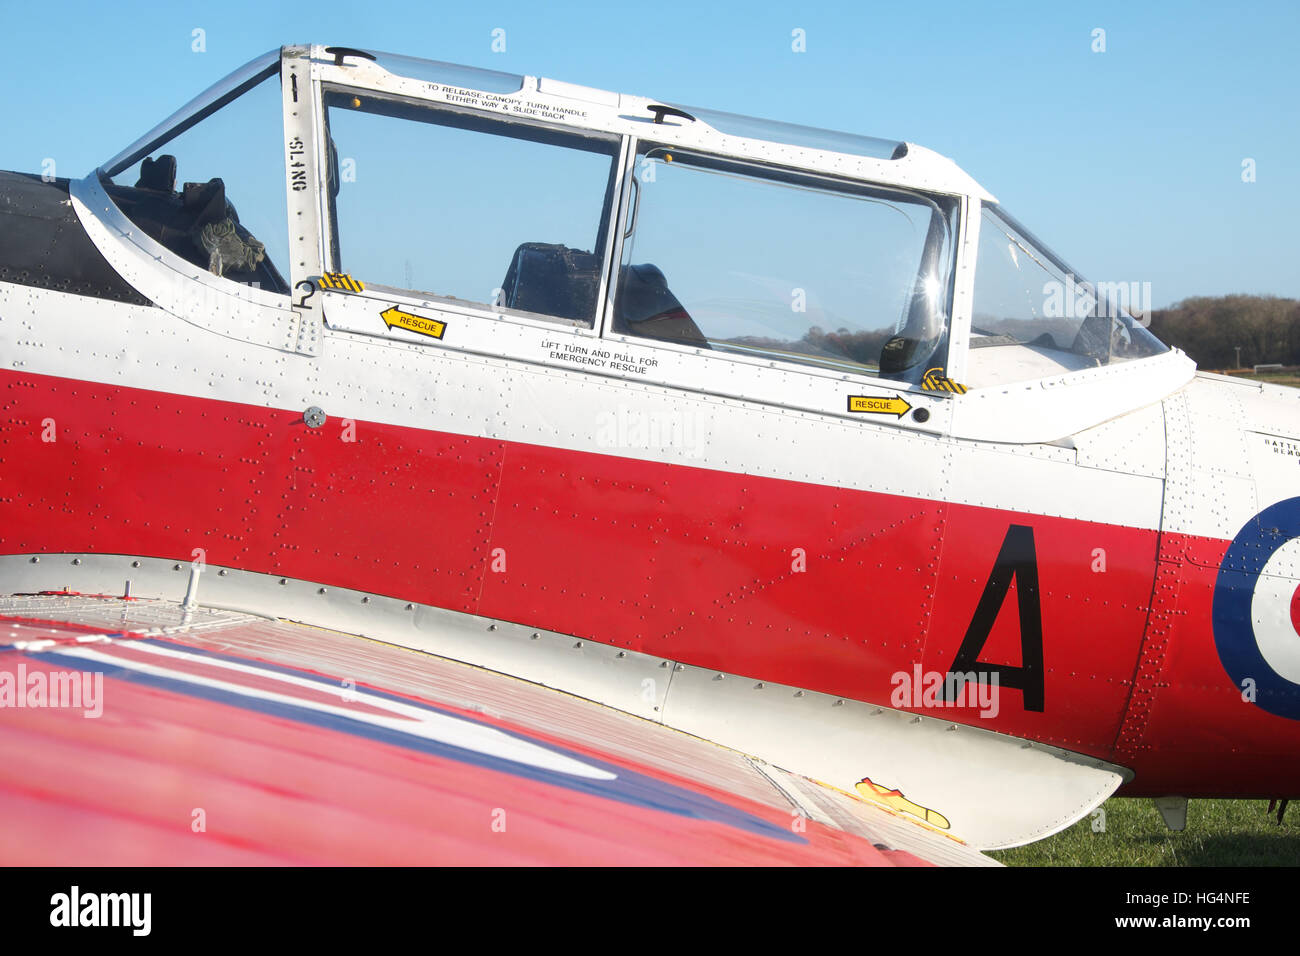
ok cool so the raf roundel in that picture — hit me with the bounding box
[1212,497,1300,720]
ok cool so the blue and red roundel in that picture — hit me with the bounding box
[1213,497,1300,720]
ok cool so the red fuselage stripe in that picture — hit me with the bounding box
[3,368,1296,794]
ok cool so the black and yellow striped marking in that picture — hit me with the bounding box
[920,367,967,394]
[319,272,365,293]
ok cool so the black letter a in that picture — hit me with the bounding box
[945,524,1044,712]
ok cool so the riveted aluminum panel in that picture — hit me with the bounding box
[660,658,1127,849]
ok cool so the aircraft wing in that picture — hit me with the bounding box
[0,593,994,866]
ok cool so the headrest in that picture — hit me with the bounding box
[135,155,177,192]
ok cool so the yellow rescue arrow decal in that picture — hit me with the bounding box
[847,394,913,417]
[382,307,447,340]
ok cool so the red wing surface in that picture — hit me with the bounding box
[0,595,992,866]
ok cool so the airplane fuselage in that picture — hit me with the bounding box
[2,44,1297,849]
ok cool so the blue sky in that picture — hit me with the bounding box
[2,0,1296,308]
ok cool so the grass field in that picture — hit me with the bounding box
[1207,368,1300,388]
[1254,373,1300,388]
[988,798,1300,866]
